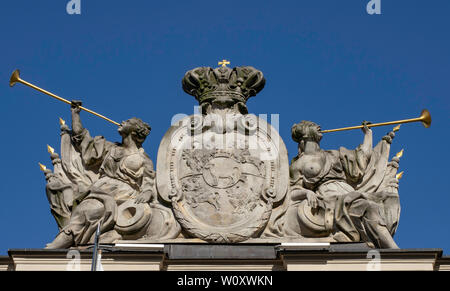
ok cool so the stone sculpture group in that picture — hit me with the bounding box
[43,64,403,249]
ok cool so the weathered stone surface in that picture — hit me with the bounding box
[41,64,403,249]
[266,120,402,248]
[44,103,180,249]
[157,65,289,243]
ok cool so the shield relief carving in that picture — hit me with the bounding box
[156,113,289,242]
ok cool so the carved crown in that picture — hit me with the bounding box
[182,65,265,106]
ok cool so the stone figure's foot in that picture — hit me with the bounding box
[45,232,73,249]
[366,219,400,249]
[375,225,400,249]
[380,234,399,249]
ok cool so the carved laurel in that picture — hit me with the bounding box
[172,198,273,243]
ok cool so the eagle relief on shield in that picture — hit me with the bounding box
[156,64,289,243]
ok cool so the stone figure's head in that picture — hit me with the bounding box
[118,117,151,146]
[291,120,323,148]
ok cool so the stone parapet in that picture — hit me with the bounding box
[1,243,448,271]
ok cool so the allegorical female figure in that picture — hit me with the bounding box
[281,120,400,248]
[46,101,160,248]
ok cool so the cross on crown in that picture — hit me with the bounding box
[218,59,230,67]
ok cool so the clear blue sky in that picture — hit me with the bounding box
[0,1,448,255]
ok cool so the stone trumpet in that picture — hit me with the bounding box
[320,109,431,133]
[9,69,120,126]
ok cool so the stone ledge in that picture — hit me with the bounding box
[165,244,278,260]
[0,256,12,271]
[1,244,448,271]
[437,256,450,271]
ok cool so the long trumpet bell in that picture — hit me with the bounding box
[9,69,120,126]
[419,109,432,128]
[320,109,432,133]
[9,69,20,87]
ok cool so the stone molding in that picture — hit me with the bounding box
[1,244,448,271]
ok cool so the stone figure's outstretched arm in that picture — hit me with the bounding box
[71,100,84,136]
[69,100,114,170]
[360,121,373,160]
[338,121,374,184]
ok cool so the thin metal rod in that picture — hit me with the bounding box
[16,77,120,126]
[91,224,101,271]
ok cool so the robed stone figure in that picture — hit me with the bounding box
[46,101,180,248]
[266,121,401,248]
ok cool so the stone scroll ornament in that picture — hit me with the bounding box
[39,62,407,248]
[156,65,290,243]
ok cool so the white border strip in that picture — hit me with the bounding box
[114,243,165,249]
[280,242,330,248]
